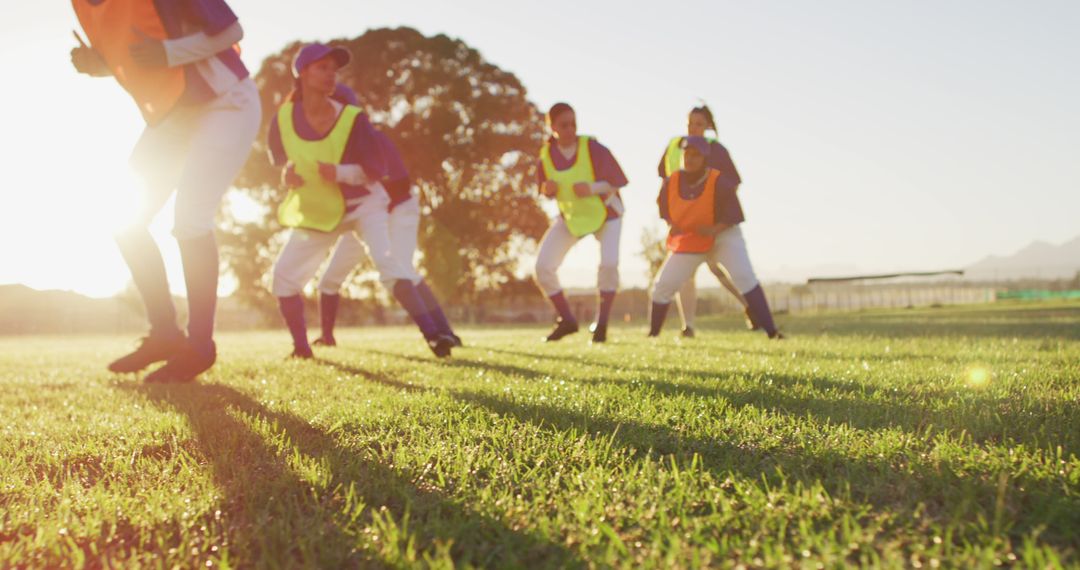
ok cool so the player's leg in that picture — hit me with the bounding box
[649,253,705,337]
[107,107,194,374]
[144,78,261,382]
[272,228,341,358]
[390,196,459,345]
[315,233,367,346]
[591,217,621,343]
[705,259,756,330]
[709,226,780,338]
[533,218,580,341]
[675,276,698,337]
[352,187,452,357]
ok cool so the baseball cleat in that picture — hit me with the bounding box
[427,334,454,358]
[589,322,607,344]
[144,341,216,384]
[312,336,337,347]
[108,332,187,374]
[543,319,579,342]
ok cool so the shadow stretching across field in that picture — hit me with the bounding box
[118,380,583,569]
[368,349,1080,457]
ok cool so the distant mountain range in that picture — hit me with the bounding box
[965,235,1080,280]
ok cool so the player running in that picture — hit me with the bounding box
[266,44,455,358]
[648,137,782,339]
[71,0,261,382]
[534,103,629,343]
[310,86,460,348]
[657,105,756,337]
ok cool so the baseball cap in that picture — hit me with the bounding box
[680,136,711,156]
[292,43,351,77]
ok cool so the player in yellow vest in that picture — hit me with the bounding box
[70,0,260,383]
[649,138,782,339]
[267,44,456,358]
[534,103,629,343]
[657,105,755,337]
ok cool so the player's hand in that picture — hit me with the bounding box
[541,180,559,198]
[282,163,304,189]
[572,182,592,198]
[317,162,337,182]
[71,46,109,76]
[129,28,168,68]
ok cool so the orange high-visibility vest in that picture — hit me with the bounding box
[666,169,721,253]
[72,0,187,125]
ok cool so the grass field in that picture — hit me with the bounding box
[1,301,1078,568]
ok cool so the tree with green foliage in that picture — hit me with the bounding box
[223,27,549,319]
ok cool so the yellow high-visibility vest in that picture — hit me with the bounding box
[539,136,607,237]
[276,102,362,231]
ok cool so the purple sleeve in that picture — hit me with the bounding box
[183,0,240,35]
[657,181,670,222]
[375,131,410,182]
[267,115,286,166]
[708,142,742,191]
[340,113,387,181]
[713,176,745,225]
[588,139,628,187]
[657,148,668,178]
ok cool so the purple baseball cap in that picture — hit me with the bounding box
[680,136,711,156]
[292,43,351,77]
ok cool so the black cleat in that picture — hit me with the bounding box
[427,334,454,358]
[108,332,187,374]
[681,326,696,338]
[447,333,464,348]
[144,341,216,384]
[589,322,607,344]
[768,330,786,340]
[312,336,337,347]
[543,319,579,342]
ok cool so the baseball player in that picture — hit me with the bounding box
[71,0,261,382]
[657,105,757,337]
[648,137,782,339]
[311,86,460,348]
[266,43,455,358]
[534,102,629,343]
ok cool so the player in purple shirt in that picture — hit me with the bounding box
[309,86,461,348]
[267,44,456,359]
[70,0,260,383]
[534,103,629,343]
[657,105,756,336]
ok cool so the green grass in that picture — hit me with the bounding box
[1,301,1078,568]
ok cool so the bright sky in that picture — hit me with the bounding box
[2,1,1077,298]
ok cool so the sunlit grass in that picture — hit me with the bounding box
[1,302,1078,567]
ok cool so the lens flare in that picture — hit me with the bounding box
[966,366,991,388]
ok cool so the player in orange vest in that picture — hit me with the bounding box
[648,137,782,338]
[657,105,756,337]
[71,0,260,382]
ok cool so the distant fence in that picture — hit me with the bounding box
[996,289,1080,301]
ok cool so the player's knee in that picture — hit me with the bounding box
[732,272,759,294]
[172,214,216,241]
[271,265,302,298]
[598,263,619,291]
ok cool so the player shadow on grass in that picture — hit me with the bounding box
[333,353,1080,549]
[368,348,1080,457]
[119,381,583,569]
[309,353,1080,551]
